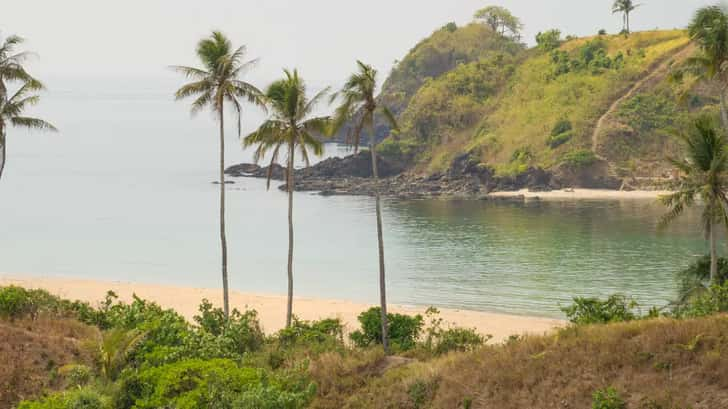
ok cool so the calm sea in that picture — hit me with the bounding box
[0,77,709,318]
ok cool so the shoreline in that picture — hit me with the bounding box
[0,274,564,343]
[487,188,671,200]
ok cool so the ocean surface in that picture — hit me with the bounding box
[0,77,710,318]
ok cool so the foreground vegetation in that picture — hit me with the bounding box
[2,253,728,409]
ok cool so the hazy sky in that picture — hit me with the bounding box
[3,0,718,89]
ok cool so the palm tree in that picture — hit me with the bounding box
[172,31,265,318]
[0,34,56,181]
[680,6,728,129]
[612,0,640,34]
[243,69,329,328]
[660,115,728,285]
[331,61,398,353]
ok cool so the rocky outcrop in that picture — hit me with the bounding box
[226,151,630,198]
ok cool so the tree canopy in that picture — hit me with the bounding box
[473,6,523,39]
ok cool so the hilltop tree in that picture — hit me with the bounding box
[536,29,562,52]
[660,115,728,285]
[0,34,56,181]
[244,69,330,328]
[331,61,399,353]
[612,0,640,34]
[474,6,523,39]
[678,5,728,130]
[172,31,265,319]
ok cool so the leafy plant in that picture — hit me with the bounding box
[561,149,597,168]
[536,29,562,52]
[562,295,638,325]
[423,307,488,355]
[592,387,626,409]
[349,307,424,351]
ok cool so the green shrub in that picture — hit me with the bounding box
[423,307,488,355]
[676,256,728,301]
[59,364,91,387]
[115,359,312,409]
[561,295,638,325]
[561,149,597,168]
[0,286,33,320]
[547,131,573,149]
[18,388,109,409]
[277,317,344,347]
[676,282,728,318]
[592,387,626,409]
[350,307,424,351]
[536,29,562,51]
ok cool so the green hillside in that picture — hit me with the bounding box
[337,22,524,143]
[377,27,716,185]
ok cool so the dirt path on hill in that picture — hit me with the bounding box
[591,43,696,157]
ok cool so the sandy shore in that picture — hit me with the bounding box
[489,188,671,200]
[0,274,563,343]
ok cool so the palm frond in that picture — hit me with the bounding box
[379,105,399,131]
[10,117,57,132]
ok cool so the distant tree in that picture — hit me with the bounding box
[0,34,56,181]
[535,29,562,51]
[612,0,640,34]
[677,6,728,130]
[474,6,523,39]
[243,69,330,328]
[330,61,399,354]
[172,32,266,319]
[660,115,728,285]
[598,29,608,36]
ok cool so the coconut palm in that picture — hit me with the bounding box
[330,61,398,353]
[172,31,265,318]
[680,6,728,129]
[243,69,330,328]
[0,34,56,181]
[612,0,640,34]
[660,115,728,285]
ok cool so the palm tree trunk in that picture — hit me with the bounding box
[286,141,295,328]
[626,12,630,33]
[0,129,6,182]
[710,221,718,285]
[720,85,728,131]
[369,114,390,354]
[219,107,230,319]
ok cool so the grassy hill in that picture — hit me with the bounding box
[376,28,717,186]
[336,22,524,144]
[311,315,728,408]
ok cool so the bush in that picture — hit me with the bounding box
[18,388,109,409]
[536,29,562,51]
[0,286,33,320]
[277,317,344,348]
[115,359,312,409]
[561,150,597,168]
[561,295,638,325]
[676,256,728,302]
[598,29,607,35]
[676,282,728,318]
[592,387,626,409]
[546,119,573,149]
[350,307,424,351]
[423,308,488,355]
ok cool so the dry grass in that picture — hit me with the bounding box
[0,316,98,408]
[311,315,728,408]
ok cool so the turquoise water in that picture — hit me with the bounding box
[0,77,708,318]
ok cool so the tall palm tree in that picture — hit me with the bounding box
[612,0,640,34]
[0,34,56,181]
[243,69,329,328]
[331,61,398,353]
[660,115,728,285]
[172,31,265,318]
[680,6,728,129]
